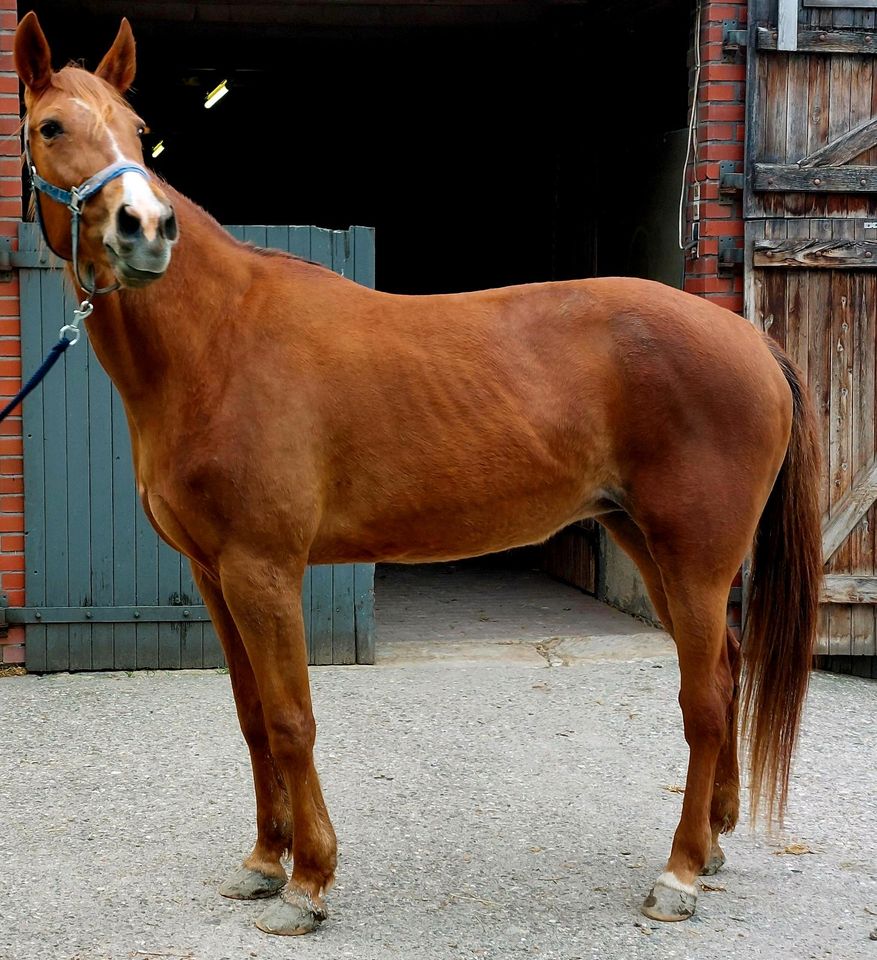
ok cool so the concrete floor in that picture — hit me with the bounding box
[375,560,670,664]
[1,566,876,960]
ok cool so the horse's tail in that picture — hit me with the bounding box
[741,339,822,825]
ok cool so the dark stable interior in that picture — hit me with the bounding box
[28,0,691,294]
[26,0,690,585]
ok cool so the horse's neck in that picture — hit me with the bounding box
[82,192,251,414]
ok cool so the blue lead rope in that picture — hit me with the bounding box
[0,298,92,424]
[0,335,74,423]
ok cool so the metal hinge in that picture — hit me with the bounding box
[0,237,52,281]
[719,161,744,203]
[722,21,748,55]
[718,236,744,276]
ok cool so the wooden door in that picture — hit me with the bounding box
[8,223,376,671]
[746,0,877,659]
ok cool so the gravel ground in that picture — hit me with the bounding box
[0,651,875,960]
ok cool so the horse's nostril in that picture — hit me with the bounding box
[161,209,178,242]
[116,205,142,240]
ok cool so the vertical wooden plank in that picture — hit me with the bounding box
[243,225,268,249]
[266,225,290,253]
[354,563,376,665]
[41,266,70,671]
[308,227,334,665]
[828,49,852,221]
[850,268,876,656]
[828,220,854,656]
[288,226,311,260]
[778,0,798,51]
[111,388,137,669]
[86,329,115,669]
[65,281,93,671]
[805,50,830,218]
[19,225,47,671]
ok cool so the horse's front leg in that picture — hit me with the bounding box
[219,553,337,936]
[193,568,290,900]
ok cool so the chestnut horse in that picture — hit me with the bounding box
[14,12,822,936]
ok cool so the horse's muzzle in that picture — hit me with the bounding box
[104,202,177,288]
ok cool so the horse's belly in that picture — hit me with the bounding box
[310,472,605,565]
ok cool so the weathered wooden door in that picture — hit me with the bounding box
[745,0,877,662]
[8,223,376,671]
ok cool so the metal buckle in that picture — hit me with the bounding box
[59,299,94,345]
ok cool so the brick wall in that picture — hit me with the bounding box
[683,1,746,315]
[0,1,23,665]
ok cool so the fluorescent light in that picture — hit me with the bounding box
[151,140,165,158]
[204,80,229,109]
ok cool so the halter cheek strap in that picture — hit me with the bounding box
[23,119,152,297]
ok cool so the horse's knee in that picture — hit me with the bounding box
[678,676,733,747]
[266,708,317,766]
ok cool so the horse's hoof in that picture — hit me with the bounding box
[219,865,286,900]
[641,872,697,922]
[700,845,726,877]
[254,887,327,936]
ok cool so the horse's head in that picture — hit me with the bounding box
[14,12,177,290]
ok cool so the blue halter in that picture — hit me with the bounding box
[24,119,152,296]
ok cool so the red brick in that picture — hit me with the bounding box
[0,138,21,156]
[701,219,744,237]
[2,571,24,590]
[699,103,745,122]
[701,82,743,103]
[702,64,746,83]
[0,493,23,512]
[1,533,23,551]
[0,475,22,493]
[700,122,737,142]
[0,456,22,476]
[0,357,20,376]
[0,319,21,336]
[0,436,21,454]
[699,238,720,256]
[0,197,21,217]
[0,552,22,569]
[700,42,728,63]
[702,202,734,219]
[0,299,20,318]
[0,12,19,30]
[702,143,744,161]
[704,4,746,24]
[0,177,20,197]
[3,587,24,606]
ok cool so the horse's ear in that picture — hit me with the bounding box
[14,12,53,94]
[95,18,136,94]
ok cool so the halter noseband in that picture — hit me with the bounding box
[23,119,152,298]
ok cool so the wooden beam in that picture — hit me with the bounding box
[754,239,877,268]
[754,163,877,192]
[778,0,799,49]
[799,115,877,167]
[821,457,877,562]
[804,0,877,8]
[822,576,877,603]
[756,26,877,53]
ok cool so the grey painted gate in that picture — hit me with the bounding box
[9,222,376,671]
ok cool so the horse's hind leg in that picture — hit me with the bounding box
[638,541,745,922]
[704,626,742,876]
[219,553,337,936]
[600,513,741,882]
[194,568,289,900]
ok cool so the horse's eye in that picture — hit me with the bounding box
[39,119,63,140]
